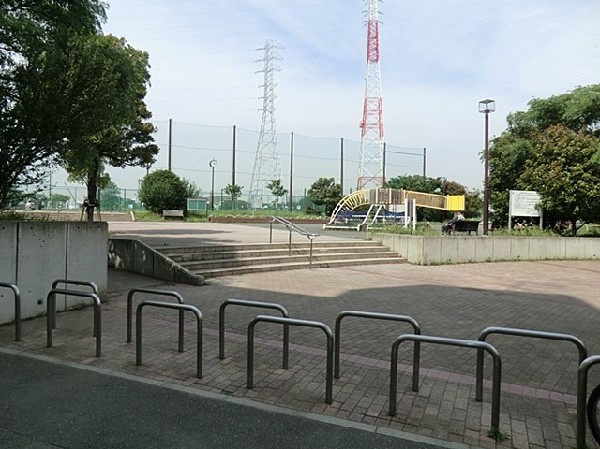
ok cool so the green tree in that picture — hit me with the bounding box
[57,34,158,221]
[183,179,201,199]
[99,180,122,211]
[519,125,600,234]
[307,177,342,216]
[224,183,243,210]
[266,179,288,210]
[489,84,600,230]
[0,0,107,207]
[138,170,187,215]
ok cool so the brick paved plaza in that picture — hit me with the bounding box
[1,223,600,448]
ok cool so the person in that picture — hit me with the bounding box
[442,211,465,234]
[25,199,33,211]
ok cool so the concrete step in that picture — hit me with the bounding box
[198,257,406,278]
[156,240,382,256]
[154,239,403,278]
[167,245,390,262]
[178,251,401,270]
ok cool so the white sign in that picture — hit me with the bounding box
[509,190,541,217]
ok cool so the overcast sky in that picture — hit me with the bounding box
[57,0,600,196]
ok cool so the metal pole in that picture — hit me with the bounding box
[423,147,427,178]
[232,125,236,187]
[289,132,294,211]
[340,138,344,195]
[483,111,490,235]
[382,142,386,185]
[209,159,217,211]
[168,118,172,171]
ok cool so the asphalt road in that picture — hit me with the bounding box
[0,351,445,449]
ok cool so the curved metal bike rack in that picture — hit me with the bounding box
[390,334,502,436]
[50,279,98,329]
[476,326,587,402]
[136,300,203,378]
[577,355,600,448]
[46,288,102,357]
[219,298,289,369]
[247,315,333,404]
[127,288,185,351]
[334,310,421,387]
[0,282,22,341]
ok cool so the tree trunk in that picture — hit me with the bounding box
[86,157,100,222]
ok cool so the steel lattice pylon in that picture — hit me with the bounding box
[248,40,284,209]
[357,0,384,191]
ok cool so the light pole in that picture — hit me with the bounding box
[479,99,495,235]
[209,159,217,211]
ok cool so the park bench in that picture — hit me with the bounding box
[447,220,480,235]
[162,210,185,219]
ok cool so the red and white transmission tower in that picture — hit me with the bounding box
[357,0,384,191]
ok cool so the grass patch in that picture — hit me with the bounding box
[487,427,508,441]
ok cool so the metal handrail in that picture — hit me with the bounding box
[219,298,289,369]
[269,216,320,267]
[476,326,587,402]
[136,300,203,378]
[269,216,319,240]
[0,282,22,341]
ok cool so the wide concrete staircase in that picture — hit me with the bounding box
[155,240,405,278]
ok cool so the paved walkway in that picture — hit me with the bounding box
[2,222,600,448]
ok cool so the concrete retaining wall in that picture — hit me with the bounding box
[108,238,204,286]
[0,221,108,325]
[371,233,600,265]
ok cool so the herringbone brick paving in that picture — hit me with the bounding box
[2,256,600,448]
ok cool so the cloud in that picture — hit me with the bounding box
[74,0,600,195]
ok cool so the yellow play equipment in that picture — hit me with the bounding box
[323,188,465,231]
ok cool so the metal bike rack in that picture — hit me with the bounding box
[576,355,600,448]
[219,298,290,369]
[0,282,22,341]
[476,326,587,402]
[50,279,98,329]
[390,334,502,435]
[46,288,102,357]
[127,288,185,351]
[247,315,333,404]
[136,300,203,378]
[334,311,421,389]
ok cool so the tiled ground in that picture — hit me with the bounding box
[2,258,600,448]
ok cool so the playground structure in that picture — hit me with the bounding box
[324,188,465,231]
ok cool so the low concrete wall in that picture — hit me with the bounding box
[371,233,600,265]
[108,238,204,286]
[0,221,108,325]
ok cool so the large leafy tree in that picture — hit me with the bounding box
[307,177,342,215]
[489,84,600,231]
[519,125,600,234]
[0,0,107,207]
[56,34,158,221]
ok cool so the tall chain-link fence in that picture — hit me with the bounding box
[20,120,426,211]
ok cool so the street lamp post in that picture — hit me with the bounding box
[209,159,217,211]
[479,99,495,235]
